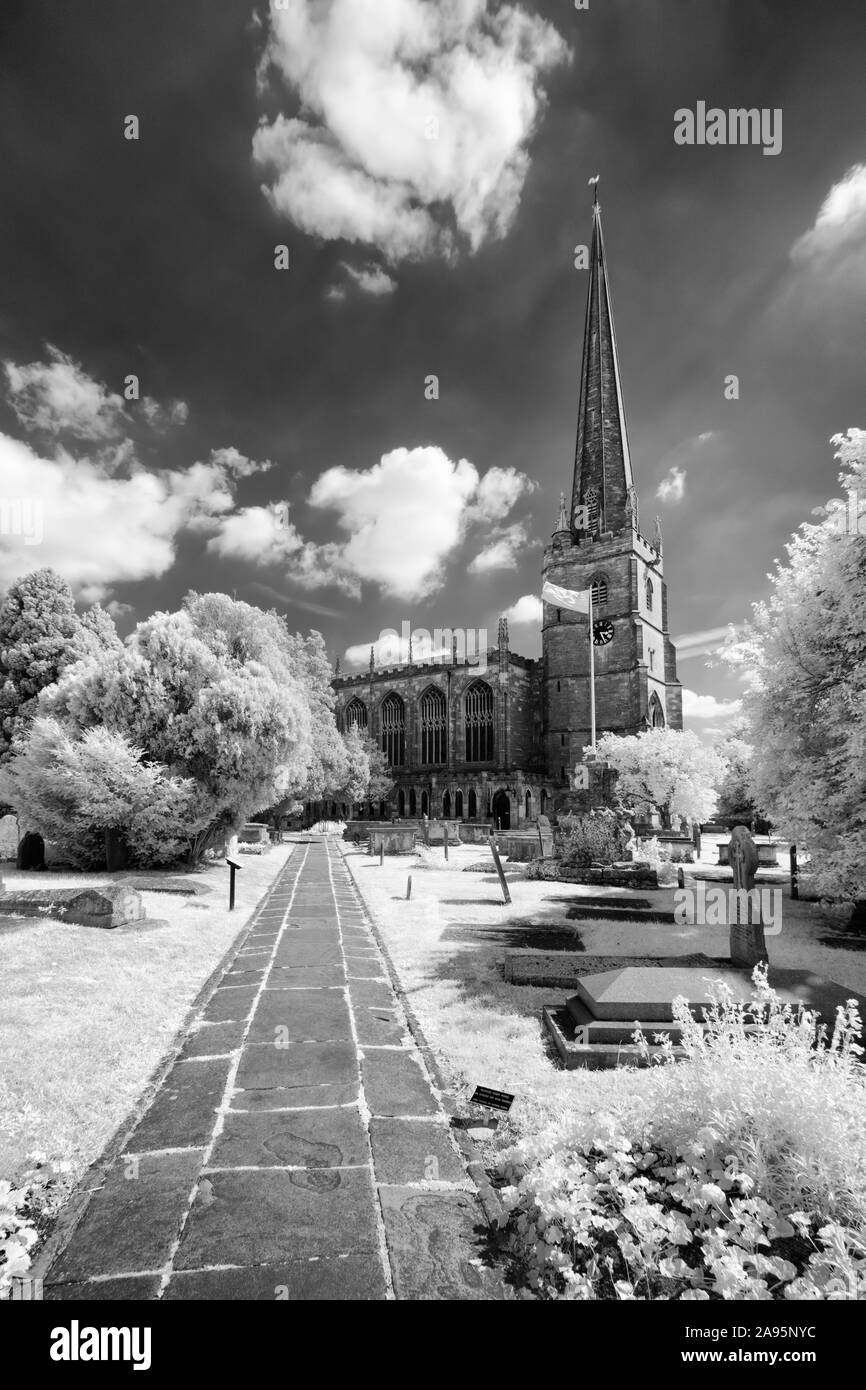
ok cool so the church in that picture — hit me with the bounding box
[330,192,682,829]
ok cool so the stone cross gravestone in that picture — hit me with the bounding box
[728,824,768,967]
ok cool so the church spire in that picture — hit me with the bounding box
[571,182,634,538]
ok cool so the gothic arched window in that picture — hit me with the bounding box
[465,680,494,762]
[468,788,477,819]
[419,686,446,765]
[590,575,608,608]
[380,692,405,767]
[649,693,665,728]
[344,697,367,732]
[645,577,654,612]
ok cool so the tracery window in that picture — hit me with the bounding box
[590,575,608,607]
[380,692,405,767]
[344,697,367,732]
[465,680,494,762]
[419,686,446,765]
[645,577,654,611]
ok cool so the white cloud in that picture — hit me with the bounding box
[673,625,742,662]
[468,522,526,574]
[0,350,271,601]
[4,346,127,439]
[471,465,535,521]
[208,444,533,601]
[791,163,866,272]
[0,433,267,601]
[682,688,742,721]
[340,261,397,296]
[656,464,687,503]
[253,0,569,266]
[503,593,542,625]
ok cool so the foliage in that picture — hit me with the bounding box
[0,569,118,763]
[557,810,624,867]
[38,593,317,860]
[496,968,866,1299]
[715,730,759,825]
[594,729,725,827]
[721,430,866,899]
[0,717,204,868]
[1,1154,72,1298]
[333,726,395,806]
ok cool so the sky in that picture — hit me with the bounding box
[1,0,865,743]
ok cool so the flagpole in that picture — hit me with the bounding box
[589,588,596,750]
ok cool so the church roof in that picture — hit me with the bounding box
[571,184,635,537]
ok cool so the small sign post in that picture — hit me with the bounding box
[488,833,512,906]
[469,1085,515,1129]
[790,844,799,900]
[443,830,449,862]
[226,858,241,912]
[379,841,384,866]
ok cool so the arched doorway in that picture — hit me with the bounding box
[455,789,464,819]
[468,788,477,819]
[649,693,665,728]
[525,790,532,820]
[443,790,451,819]
[421,790,429,817]
[492,790,510,830]
[409,788,417,816]
[398,789,405,817]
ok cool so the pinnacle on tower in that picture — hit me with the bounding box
[554,490,569,534]
[571,183,635,538]
[368,645,375,672]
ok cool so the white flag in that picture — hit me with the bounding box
[542,579,592,614]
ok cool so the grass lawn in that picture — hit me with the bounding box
[341,838,866,1153]
[0,845,293,1192]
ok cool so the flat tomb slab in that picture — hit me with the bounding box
[575,965,863,1026]
[0,884,144,928]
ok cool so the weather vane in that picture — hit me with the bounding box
[588,173,600,211]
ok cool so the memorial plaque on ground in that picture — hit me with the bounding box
[470,1085,515,1112]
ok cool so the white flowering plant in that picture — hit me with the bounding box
[496,968,866,1299]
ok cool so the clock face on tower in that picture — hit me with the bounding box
[593,619,614,646]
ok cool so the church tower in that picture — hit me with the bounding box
[542,185,682,782]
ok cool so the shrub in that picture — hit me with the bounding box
[1,1154,72,1298]
[557,811,623,868]
[496,968,866,1299]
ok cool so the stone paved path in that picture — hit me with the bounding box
[44,840,503,1300]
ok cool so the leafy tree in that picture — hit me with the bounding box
[594,727,725,827]
[0,717,203,868]
[39,593,317,859]
[722,430,866,899]
[332,727,394,806]
[0,569,113,761]
[715,730,760,826]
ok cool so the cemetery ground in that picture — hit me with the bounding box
[342,834,866,1156]
[0,844,294,1229]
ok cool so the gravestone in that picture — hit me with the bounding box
[729,824,768,967]
[0,814,18,861]
[0,884,143,929]
[536,814,554,858]
[17,831,45,871]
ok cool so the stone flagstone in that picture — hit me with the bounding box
[42,839,501,1300]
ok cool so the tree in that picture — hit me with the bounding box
[0,569,116,762]
[594,727,725,827]
[331,727,394,806]
[0,717,203,868]
[715,729,760,827]
[721,429,866,900]
[38,592,318,859]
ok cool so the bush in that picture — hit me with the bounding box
[557,811,623,868]
[496,967,866,1299]
[1,1154,72,1298]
